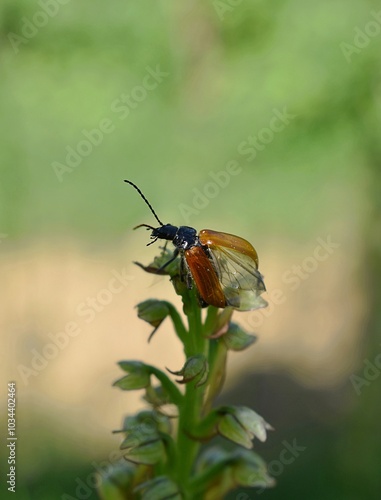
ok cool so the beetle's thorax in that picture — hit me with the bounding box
[173,226,198,250]
[151,224,199,250]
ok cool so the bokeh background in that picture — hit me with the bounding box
[1,1,380,499]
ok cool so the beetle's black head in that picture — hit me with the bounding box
[152,224,178,241]
[134,223,178,246]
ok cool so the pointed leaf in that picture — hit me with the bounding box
[113,372,150,390]
[118,360,146,372]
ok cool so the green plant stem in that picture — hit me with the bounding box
[165,301,188,343]
[204,339,227,413]
[175,289,208,495]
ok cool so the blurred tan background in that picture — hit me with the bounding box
[1,1,380,499]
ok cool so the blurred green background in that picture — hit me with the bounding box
[1,0,380,499]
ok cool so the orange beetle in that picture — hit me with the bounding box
[125,180,266,311]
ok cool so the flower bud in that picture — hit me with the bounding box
[233,406,273,442]
[122,410,171,437]
[122,434,166,465]
[137,299,170,328]
[113,361,151,390]
[232,448,275,489]
[136,299,171,340]
[217,406,273,448]
[167,355,208,387]
[223,322,257,351]
[119,410,170,465]
[195,447,274,496]
[143,385,170,407]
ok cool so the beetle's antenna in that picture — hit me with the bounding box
[124,180,164,226]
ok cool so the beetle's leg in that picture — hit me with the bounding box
[180,256,193,289]
[158,248,179,271]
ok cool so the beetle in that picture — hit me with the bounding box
[125,180,266,311]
